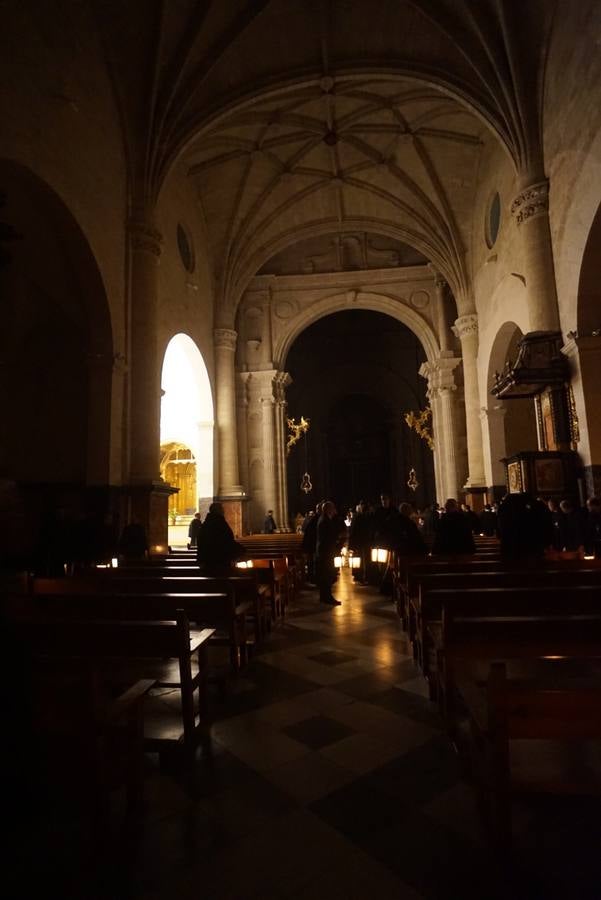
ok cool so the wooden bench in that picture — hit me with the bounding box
[7,609,214,766]
[435,588,601,732]
[32,573,264,661]
[411,568,601,675]
[463,661,601,848]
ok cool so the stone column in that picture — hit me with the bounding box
[258,371,278,522]
[562,334,601,497]
[420,357,461,501]
[480,404,507,499]
[273,372,292,531]
[454,314,486,499]
[430,269,452,352]
[236,373,250,493]
[510,179,559,332]
[127,216,162,483]
[214,328,243,497]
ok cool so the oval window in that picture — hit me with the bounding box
[485,192,501,249]
[177,223,195,273]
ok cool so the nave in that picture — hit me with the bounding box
[17,569,600,900]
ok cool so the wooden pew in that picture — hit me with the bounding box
[7,609,213,766]
[436,589,601,732]
[32,573,264,659]
[411,568,601,674]
[463,661,601,848]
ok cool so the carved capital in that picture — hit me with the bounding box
[127,218,162,256]
[419,357,461,395]
[214,328,238,352]
[454,314,478,339]
[510,180,549,226]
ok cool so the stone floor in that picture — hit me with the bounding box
[11,571,601,899]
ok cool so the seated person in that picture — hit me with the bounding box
[432,499,475,555]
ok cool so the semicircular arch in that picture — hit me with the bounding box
[276,290,439,368]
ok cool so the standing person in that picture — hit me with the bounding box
[558,498,586,554]
[196,502,244,575]
[479,504,498,537]
[397,503,428,557]
[315,500,343,606]
[432,499,475,555]
[497,493,552,560]
[348,500,372,584]
[302,504,321,585]
[188,512,202,549]
[263,510,277,534]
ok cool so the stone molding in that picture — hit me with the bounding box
[453,314,478,339]
[127,218,163,256]
[510,180,549,226]
[214,328,238,351]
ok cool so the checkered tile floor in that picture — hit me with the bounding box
[16,571,601,899]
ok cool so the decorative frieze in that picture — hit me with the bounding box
[510,180,550,226]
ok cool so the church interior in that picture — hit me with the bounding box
[2,1,601,898]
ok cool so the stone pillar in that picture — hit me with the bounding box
[236,373,250,493]
[259,372,278,523]
[273,372,292,531]
[420,357,461,501]
[562,334,601,498]
[510,179,559,332]
[127,216,162,483]
[480,404,508,500]
[454,314,486,503]
[430,269,452,352]
[214,328,243,497]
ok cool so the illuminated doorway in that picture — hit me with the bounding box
[160,334,214,545]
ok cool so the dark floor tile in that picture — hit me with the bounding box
[308,649,359,667]
[282,714,356,750]
[309,775,403,840]
[368,735,462,806]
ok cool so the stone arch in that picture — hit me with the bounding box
[160,333,215,520]
[231,219,463,319]
[0,158,113,488]
[482,321,538,493]
[276,290,439,368]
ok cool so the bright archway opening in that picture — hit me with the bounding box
[160,334,214,545]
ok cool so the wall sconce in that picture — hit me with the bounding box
[407,468,419,492]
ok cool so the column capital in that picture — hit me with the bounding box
[510,179,549,226]
[127,217,162,256]
[214,328,238,352]
[419,357,461,395]
[453,314,478,339]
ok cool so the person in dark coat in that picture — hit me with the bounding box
[558,498,586,553]
[188,512,202,549]
[372,492,401,549]
[396,503,428,557]
[196,502,244,575]
[497,493,552,560]
[348,500,373,583]
[263,510,277,534]
[479,504,498,537]
[302,504,321,585]
[432,499,475,556]
[315,500,343,606]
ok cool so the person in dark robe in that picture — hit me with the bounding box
[432,499,476,556]
[348,500,373,583]
[188,512,202,549]
[315,500,343,606]
[196,502,244,575]
[263,510,277,534]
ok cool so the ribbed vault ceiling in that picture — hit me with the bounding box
[184,76,484,307]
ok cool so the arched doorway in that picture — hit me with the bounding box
[285,310,435,518]
[0,160,113,556]
[484,322,538,497]
[160,333,214,545]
